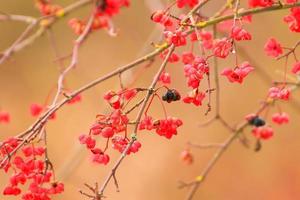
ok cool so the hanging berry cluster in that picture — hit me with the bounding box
[78,88,144,165]
[0,139,63,199]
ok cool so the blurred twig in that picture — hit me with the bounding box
[0,0,92,64]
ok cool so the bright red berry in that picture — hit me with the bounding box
[221,61,254,83]
[291,61,300,74]
[252,126,274,140]
[0,111,10,124]
[264,37,283,58]
[213,38,232,59]
[272,112,289,125]
[30,103,43,117]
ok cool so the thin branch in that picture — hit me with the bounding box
[50,12,95,106]
[0,14,36,24]
[0,0,93,64]
[195,2,300,28]
[188,142,225,149]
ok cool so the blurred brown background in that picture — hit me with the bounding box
[1,0,300,200]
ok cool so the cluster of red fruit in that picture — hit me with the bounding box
[139,116,183,139]
[35,0,62,16]
[0,138,63,199]
[151,6,256,111]
[246,110,290,141]
[78,88,144,165]
[69,0,130,34]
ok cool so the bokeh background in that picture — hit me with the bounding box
[1,0,300,199]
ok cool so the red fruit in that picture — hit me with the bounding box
[182,52,195,64]
[160,50,180,63]
[284,7,300,32]
[164,30,187,47]
[0,111,10,124]
[291,61,300,74]
[155,117,183,139]
[85,136,96,149]
[183,90,206,106]
[221,61,254,84]
[151,10,173,27]
[3,186,21,195]
[268,87,291,100]
[130,141,142,153]
[30,104,44,117]
[252,126,274,140]
[213,38,232,59]
[272,112,289,125]
[180,149,193,165]
[122,89,137,100]
[49,182,64,194]
[139,115,154,130]
[231,26,252,41]
[264,37,283,58]
[92,153,110,165]
[101,127,114,138]
[159,71,171,85]
[79,134,96,149]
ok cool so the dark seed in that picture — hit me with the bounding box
[162,95,168,101]
[166,90,174,100]
[252,117,265,127]
[172,90,181,101]
[249,116,265,127]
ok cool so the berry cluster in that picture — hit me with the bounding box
[272,112,289,125]
[284,7,300,33]
[78,88,144,165]
[268,87,291,101]
[35,0,62,16]
[0,139,63,199]
[69,0,130,34]
[139,116,183,139]
[252,126,274,140]
[112,135,141,154]
[231,26,252,41]
[151,10,174,27]
[182,89,206,106]
[221,62,254,84]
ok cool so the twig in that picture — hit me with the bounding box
[50,12,95,106]
[188,142,225,149]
